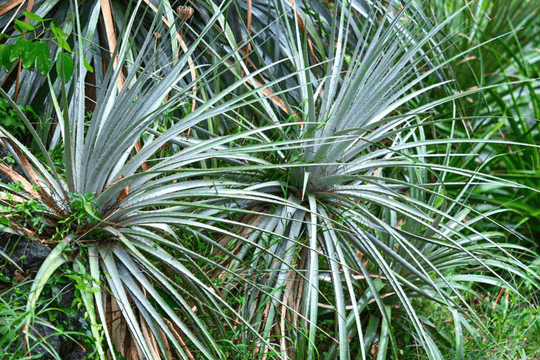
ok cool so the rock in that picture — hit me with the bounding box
[64,349,90,360]
[0,234,52,281]
[0,145,12,184]
[0,145,9,160]
[0,145,25,183]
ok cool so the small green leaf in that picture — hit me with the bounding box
[56,52,74,82]
[5,116,16,127]
[0,45,15,71]
[14,19,35,32]
[34,42,51,76]
[83,57,94,73]
[58,38,71,52]
[9,38,30,62]
[22,42,38,70]
[51,25,71,52]
[23,11,44,22]
[51,24,68,37]
[0,98,8,110]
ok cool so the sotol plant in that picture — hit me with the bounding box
[0,1,539,359]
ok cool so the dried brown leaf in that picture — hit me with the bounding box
[0,164,40,199]
[140,315,161,360]
[163,318,196,360]
[0,0,25,17]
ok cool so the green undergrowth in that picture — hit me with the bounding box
[0,277,91,359]
[411,280,540,359]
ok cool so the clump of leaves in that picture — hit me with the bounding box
[57,193,103,239]
[0,10,85,79]
[1,2,304,358]
[0,98,38,139]
[0,188,48,235]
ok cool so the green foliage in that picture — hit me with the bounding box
[66,193,101,228]
[50,25,71,53]
[0,195,48,234]
[413,283,540,360]
[0,278,90,360]
[55,52,74,82]
[4,29,51,77]
[0,11,80,78]
[0,97,37,138]
[425,0,540,243]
